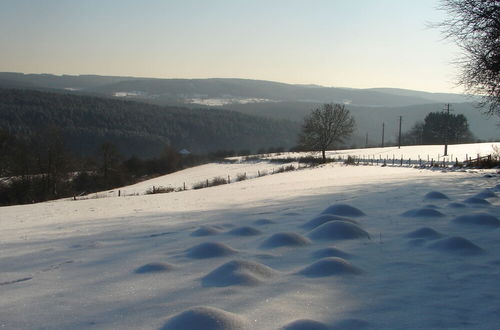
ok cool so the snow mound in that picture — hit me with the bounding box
[474,189,497,199]
[227,226,262,236]
[312,246,351,259]
[253,219,275,226]
[260,232,311,249]
[160,306,247,330]
[186,242,238,259]
[298,257,363,277]
[464,197,491,205]
[301,214,358,230]
[424,191,449,200]
[424,204,440,209]
[428,236,484,256]
[402,208,445,217]
[191,226,223,237]
[134,262,175,274]
[202,259,276,287]
[307,221,370,241]
[452,213,500,227]
[281,319,329,330]
[448,202,466,208]
[494,184,500,191]
[405,227,444,240]
[320,204,366,217]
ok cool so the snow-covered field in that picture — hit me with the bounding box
[262,142,499,162]
[1,143,499,329]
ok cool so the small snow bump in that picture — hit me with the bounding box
[321,204,366,217]
[428,236,484,256]
[448,202,466,208]
[227,226,262,236]
[260,232,311,249]
[301,214,358,230]
[424,191,449,200]
[405,227,444,240]
[312,246,352,259]
[134,262,175,274]
[298,257,363,277]
[464,197,491,205]
[202,259,276,287]
[307,221,370,241]
[474,189,497,199]
[161,306,247,330]
[186,242,238,259]
[191,226,223,237]
[402,208,445,217]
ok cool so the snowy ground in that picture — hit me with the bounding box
[258,142,499,162]
[0,144,499,329]
[94,142,500,198]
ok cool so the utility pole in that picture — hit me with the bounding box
[398,116,402,149]
[365,133,368,148]
[443,103,452,156]
[381,122,385,148]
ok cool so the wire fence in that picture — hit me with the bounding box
[74,153,497,201]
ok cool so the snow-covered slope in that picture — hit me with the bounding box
[265,142,499,162]
[0,144,499,329]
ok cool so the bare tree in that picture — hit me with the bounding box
[437,0,500,116]
[299,103,355,162]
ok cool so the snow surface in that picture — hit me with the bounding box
[0,143,499,329]
[258,142,500,162]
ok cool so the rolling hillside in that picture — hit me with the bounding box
[0,88,300,157]
[1,143,498,329]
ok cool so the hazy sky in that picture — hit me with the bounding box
[0,0,461,93]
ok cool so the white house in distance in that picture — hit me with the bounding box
[179,149,191,156]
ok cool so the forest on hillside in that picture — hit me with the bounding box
[0,88,300,158]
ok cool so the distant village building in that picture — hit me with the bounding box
[179,149,191,156]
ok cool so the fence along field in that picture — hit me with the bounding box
[75,142,499,200]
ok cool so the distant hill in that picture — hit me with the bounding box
[0,73,496,145]
[0,89,300,158]
[0,72,476,106]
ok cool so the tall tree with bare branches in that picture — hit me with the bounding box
[299,103,355,162]
[437,0,500,116]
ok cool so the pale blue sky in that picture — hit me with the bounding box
[0,0,460,92]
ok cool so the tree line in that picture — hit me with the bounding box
[0,128,285,206]
[298,103,476,162]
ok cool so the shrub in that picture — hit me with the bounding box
[210,176,228,186]
[344,156,356,165]
[275,164,296,173]
[192,181,207,190]
[146,186,175,194]
[236,173,247,181]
